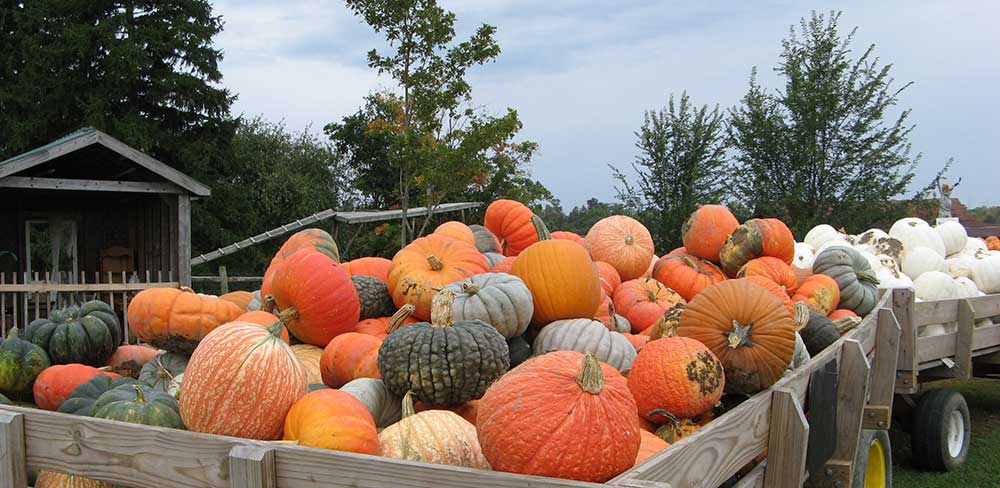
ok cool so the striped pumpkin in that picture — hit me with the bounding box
[179,320,307,440]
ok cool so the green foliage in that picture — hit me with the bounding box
[612,92,730,251]
[728,11,919,235]
[970,207,1000,225]
[553,199,630,236]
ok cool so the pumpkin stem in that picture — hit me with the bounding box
[576,353,604,394]
[132,384,147,404]
[427,255,445,271]
[792,302,810,332]
[646,408,680,425]
[724,320,754,349]
[531,214,551,241]
[266,319,287,338]
[385,304,416,334]
[277,306,299,323]
[649,304,684,339]
[401,391,416,418]
[625,235,634,245]
[179,286,196,294]
[430,290,456,327]
[154,355,175,383]
[261,295,277,313]
[460,281,480,295]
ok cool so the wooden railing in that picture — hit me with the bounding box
[191,266,263,294]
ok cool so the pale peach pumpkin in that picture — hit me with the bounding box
[586,216,655,281]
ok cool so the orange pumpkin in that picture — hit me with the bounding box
[643,254,659,278]
[622,332,651,351]
[127,287,243,354]
[413,399,480,425]
[677,279,796,394]
[477,352,640,482]
[387,234,488,320]
[681,205,740,262]
[289,344,324,385]
[342,256,393,282]
[33,364,121,411]
[104,344,159,378]
[380,392,490,468]
[594,292,629,332]
[490,256,516,273]
[745,276,795,316]
[829,309,858,320]
[627,334,724,420]
[355,305,417,339]
[651,253,726,302]
[738,256,798,295]
[551,230,585,245]
[511,238,602,326]
[219,291,253,310]
[233,310,291,343]
[586,216,656,281]
[792,274,841,316]
[180,320,307,439]
[434,221,476,245]
[262,248,360,347]
[596,261,623,296]
[613,278,686,333]
[635,430,670,466]
[484,199,542,256]
[719,218,795,277]
[283,389,379,454]
[262,228,340,291]
[320,332,382,388]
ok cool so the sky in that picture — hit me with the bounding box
[212,0,1000,209]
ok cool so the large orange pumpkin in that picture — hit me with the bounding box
[219,291,253,310]
[738,256,798,295]
[627,334,724,420]
[484,199,541,256]
[342,257,393,282]
[434,221,476,245]
[127,287,243,354]
[635,430,670,466]
[33,364,121,411]
[262,248,360,347]
[613,278,686,333]
[551,230,585,245]
[511,238,602,326]
[792,274,841,316]
[719,218,795,277]
[261,228,340,291]
[234,310,291,343]
[596,261,623,296]
[283,389,379,454]
[320,332,382,388]
[745,276,795,316]
[387,234,488,320]
[677,279,796,394]
[651,253,726,302]
[180,320,307,439]
[586,216,655,281]
[477,352,640,482]
[681,205,739,262]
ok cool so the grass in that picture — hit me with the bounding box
[892,378,1000,486]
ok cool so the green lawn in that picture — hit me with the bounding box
[892,378,1000,486]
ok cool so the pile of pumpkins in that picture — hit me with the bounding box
[4,201,993,485]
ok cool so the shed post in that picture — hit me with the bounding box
[176,195,191,287]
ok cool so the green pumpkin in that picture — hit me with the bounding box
[58,375,139,416]
[507,335,532,368]
[377,289,509,406]
[800,312,841,356]
[93,383,185,429]
[138,352,188,391]
[353,275,396,320]
[813,247,879,316]
[24,301,122,366]
[0,327,51,395]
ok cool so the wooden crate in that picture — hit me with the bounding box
[0,292,900,488]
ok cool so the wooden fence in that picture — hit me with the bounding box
[191,266,263,295]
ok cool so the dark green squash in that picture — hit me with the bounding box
[57,375,139,416]
[24,300,122,366]
[507,335,532,368]
[800,312,841,356]
[93,383,184,429]
[0,327,51,395]
[138,352,188,391]
[352,275,396,320]
[377,289,509,406]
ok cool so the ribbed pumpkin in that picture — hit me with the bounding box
[263,248,360,347]
[387,234,488,320]
[218,291,254,310]
[532,318,637,373]
[0,327,50,395]
[719,218,795,277]
[138,352,188,391]
[261,228,340,291]
[104,344,158,378]
[355,305,418,339]
[434,220,476,245]
[290,344,324,385]
[613,278,686,333]
[745,276,795,316]
[792,274,841,316]
[128,287,243,354]
[179,320,307,439]
[377,290,509,405]
[627,333,724,421]
[596,261,623,296]
[482,251,506,268]
[25,300,122,366]
[342,256,393,281]
[681,205,740,262]
[57,375,138,416]
[490,256,516,273]
[511,236,602,326]
[586,216,656,281]
[737,256,798,295]
[283,389,379,454]
[341,377,403,428]
[477,352,640,482]
[34,470,112,488]
[320,332,382,388]
[651,253,726,302]
[469,224,502,254]
[635,430,670,466]
[813,246,880,316]
[33,364,121,411]
[353,275,397,320]
[379,392,490,468]
[677,279,796,394]
[484,199,541,256]
[442,273,533,339]
[93,384,185,429]
[551,230,585,245]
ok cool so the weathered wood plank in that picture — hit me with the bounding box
[893,288,916,373]
[229,446,275,488]
[955,299,975,379]
[96,132,211,197]
[0,130,99,179]
[912,294,1000,326]
[732,462,765,488]
[0,282,177,293]
[177,195,191,287]
[0,412,27,488]
[763,390,808,488]
[0,176,185,194]
[865,308,900,430]
[916,324,1000,365]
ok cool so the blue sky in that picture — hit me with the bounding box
[212,0,999,209]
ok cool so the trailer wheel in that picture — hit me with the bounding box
[852,429,892,488]
[911,389,970,471]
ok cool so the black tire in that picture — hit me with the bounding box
[852,429,893,488]
[911,389,970,471]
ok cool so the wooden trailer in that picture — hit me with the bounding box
[0,291,902,488]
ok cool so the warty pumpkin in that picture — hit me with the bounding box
[651,253,726,302]
[179,319,307,439]
[511,234,602,326]
[283,389,379,454]
[104,344,158,378]
[442,273,533,339]
[596,261,623,296]
[613,277,686,333]
[477,352,641,482]
[342,256,392,282]
[484,199,542,256]
[261,228,340,292]
[434,220,476,245]
[532,318,637,373]
[677,279,796,395]
[353,275,397,320]
[627,332,724,421]
[719,218,795,277]
[813,246,879,316]
[0,327,50,395]
[128,287,243,354]
[25,300,122,366]
[340,377,403,428]
[737,256,798,295]
[792,274,841,316]
[681,205,740,262]
[586,216,656,281]
[387,233,488,320]
[379,391,491,469]
[320,332,382,388]
[33,364,121,411]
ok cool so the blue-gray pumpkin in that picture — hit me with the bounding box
[813,246,879,316]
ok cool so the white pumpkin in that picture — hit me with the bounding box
[890,217,946,257]
[804,224,842,250]
[971,252,1000,294]
[962,237,988,255]
[935,221,968,257]
[901,246,946,280]
[918,323,956,337]
[857,228,889,247]
[914,271,959,301]
[946,254,977,279]
[877,267,914,290]
[954,277,980,298]
[793,242,815,285]
[817,239,853,255]
[857,250,885,274]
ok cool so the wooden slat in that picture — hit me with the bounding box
[0,282,178,293]
[0,130,99,179]
[95,132,211,197]
[970,294,1000,319]
[0,411,28,488]
[955,299,975,379]
[864,308,901,430]
[762,390,808,488]
[893,288,916,373]
[219,266,229,295]
[229,446,275,488]
[191,276,264,283]
[913,294,1000,327]
[916,324,1000,365]
[0,176,185,193]
[177,195,191,287]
